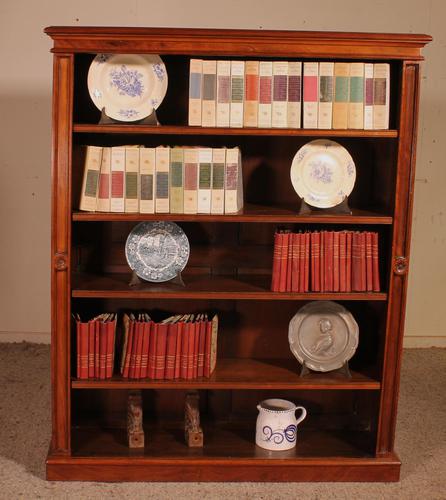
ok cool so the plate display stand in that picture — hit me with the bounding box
[298,197,352,216]
[299,359,352,379]
[128,270,185,287]
[99,107,159,126]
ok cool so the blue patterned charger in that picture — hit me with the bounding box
[87,54,168,122]
[125,222,190,282]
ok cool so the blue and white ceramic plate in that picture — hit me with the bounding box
[87,54,168,122]
[290,139,356,209]
[125,221,190,283]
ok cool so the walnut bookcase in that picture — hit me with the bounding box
[45,27,430,482]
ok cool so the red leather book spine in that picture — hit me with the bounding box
[88,320,95,378]
[346,231,352,292]
[271,231,281,291]
[286,231,293,292]
[325,231,334,292]
[291,232,300,292]
[180,320,189,379]
[339,231,347,292]
[129,320,139,379]
[148,322,157,379]
[204,318,212,378]
[106,318,116,379]
[140,321,151,379]
[366,231,373,291]
[94,320,100,378]
[333,231,340,292]
[79,321,89,380]
[122,319,134,378]
[360,232,367,291]
[310,231,315,291]
[372,232,381,292]
[186,321,195,380]
[304,232,310,292]
[198,318,206,377]
[193,319,200,378]
[155,323,168,380]
[299,232,305,292]
[165,323,177,380]
[320,231,325,292]
[313,231,321,292]
[174,321,183,379]
[279,231,290,292]
[76,320,80,379]
[352,232,361,291]
[99,320,108,380]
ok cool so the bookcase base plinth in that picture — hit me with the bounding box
[46,451,401,482]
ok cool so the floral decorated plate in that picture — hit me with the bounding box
[125,221,190,283]
[290,139,356,209]
[288,301,359,372]
[87,54,168,122]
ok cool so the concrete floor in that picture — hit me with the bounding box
[0,343,444,499]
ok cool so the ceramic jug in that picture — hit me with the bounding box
[255,398,307,451]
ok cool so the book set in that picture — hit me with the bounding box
[79,145,243,215]
[120,313,218,380]
[271,230,381,293]
[75,314,117,380]
[189,59,390,130]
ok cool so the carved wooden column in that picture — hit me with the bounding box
[127,390,145,448]
[185,391,204,447]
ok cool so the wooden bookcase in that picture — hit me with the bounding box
[45,27,430,482]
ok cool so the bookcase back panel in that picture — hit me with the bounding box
[72,54,401,130]
[72,138,397,215]
[71,221,392,290]
[72,297,386,378]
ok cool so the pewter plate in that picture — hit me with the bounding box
[288,301,359,372]
[125,221,190,283]
[290,139,356,209]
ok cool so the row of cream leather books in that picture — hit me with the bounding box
[189,59,390,130]
[79,145,243,214]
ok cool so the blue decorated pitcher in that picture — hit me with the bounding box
[256,399,307,451]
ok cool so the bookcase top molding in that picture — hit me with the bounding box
[45,26,432,60]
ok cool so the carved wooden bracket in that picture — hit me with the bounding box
[127,390,145,448]
[393,256,408,275]
[185,390,204,447]
[53,252,68,272]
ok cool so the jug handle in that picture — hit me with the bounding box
[295,406,307,426]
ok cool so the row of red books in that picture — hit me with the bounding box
[120,313,219,380]
[271,230,381,292]
[75,314,117,380]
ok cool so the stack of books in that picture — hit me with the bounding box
[120,313,219,380]
[79,145,243,214]
[271,230,380,293]
[75,314,117,380]
[189,59,390,130]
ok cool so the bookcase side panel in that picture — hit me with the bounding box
[51,53,74,454]
[377,62,421,454]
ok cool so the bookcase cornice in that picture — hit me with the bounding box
[45,27,431,60]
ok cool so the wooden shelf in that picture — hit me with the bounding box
[73,123,399,138]
[72,273,388,301]
[71,358,380,390]
[72,205,393,224]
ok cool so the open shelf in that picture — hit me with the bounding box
[72,273,388,300]
[71,358,380,390]
[72,205,393,224]
[73,123,399,138]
